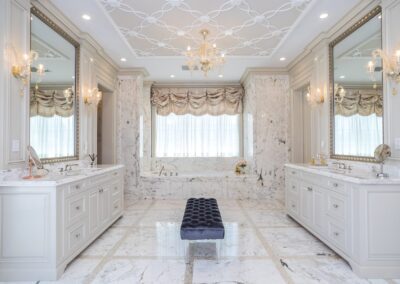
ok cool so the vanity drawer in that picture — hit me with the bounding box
[327,191,346,221]
[111,196,123,217]
[287,192,299,217]
[111,182,122,196]
[328,220,346,251]
[67,180,87,197]
[65,194,87,226]
[65,222,87,254]
[326,178,346,195]
[91,170,121,187]
[286,168,301,179]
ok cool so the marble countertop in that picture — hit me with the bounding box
[0,164,124,187]
[285,163,400,185]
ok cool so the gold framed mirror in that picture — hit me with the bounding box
[329,6,383,162]
[29,7,80,163]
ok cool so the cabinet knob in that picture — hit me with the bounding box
[292,185,296,189]
[334,232,339,237]
[333,204,339,209]
[291,204,296,208]
[114,204,118,209]
[75,185,80,189]
[75,233,80,239]
[76,206,80,210]
[291,171,296,175]
[307,187,313,191]
[99,188,104,193]
[332,183,338,188]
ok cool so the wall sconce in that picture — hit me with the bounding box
[306,86,325,106]
[83,88,102,106]
[371,47,400,95]
[11,51,38,96]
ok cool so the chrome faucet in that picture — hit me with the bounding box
[333,161,347,170]
[64,164,78,171]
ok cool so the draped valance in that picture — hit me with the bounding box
[151,86,244,116]
[335,89,382,117]
[30,89,74,117]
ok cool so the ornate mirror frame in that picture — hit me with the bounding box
[30,6,80,164]
[329,6,382,163]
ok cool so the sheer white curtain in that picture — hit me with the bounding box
[155,113,240,157]
[30,115,75,158]
[335,114,382,157]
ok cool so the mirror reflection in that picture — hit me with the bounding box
[29,13,77,160]
[332,11,383,158]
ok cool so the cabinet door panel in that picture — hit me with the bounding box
[313,187,327,234]
[88,189,100,235]
[300,183,313,225]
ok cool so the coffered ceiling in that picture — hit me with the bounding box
[49,0,362,81]
[99,0,311,57]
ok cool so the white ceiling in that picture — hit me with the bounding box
[50,0,362,82]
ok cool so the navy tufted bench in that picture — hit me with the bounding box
[181,198,225,263]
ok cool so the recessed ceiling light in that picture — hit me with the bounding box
[199,15,210,23]
[146,16,157,23]
[340,75,345,79]
[218,74,223,78]
[157,42,166,47]
[82,14,91,20]
[120,57,127,62]
[170,74,175,78]
[254,15,265,23]
[378,15,382,19]
[243,41,252,46]
[280,57,286,61]
[89,58,94,62]
[320,13,328,19]
[177,30,185,36]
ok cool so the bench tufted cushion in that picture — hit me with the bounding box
[180,198,225,240]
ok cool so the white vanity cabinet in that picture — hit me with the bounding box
[285,164,400,278]
[0,165,124,281]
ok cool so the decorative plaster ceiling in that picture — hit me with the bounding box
[99,0,312,57]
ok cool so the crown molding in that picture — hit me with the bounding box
[152,81,242,88]
[118,68,150,78]
[240,67,289,84]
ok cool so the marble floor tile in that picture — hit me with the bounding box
[124,199,154,211]
[239,199,285,210]
[247,209,300,227]
[80,227,128,257]
[40,257,101,284]
[91,258,186,284]
[192,259,286,284]
[282,257,386,284]
[150,199,187,210]
[259,227,335,257]
[114,225,185,257]
[112,210,146,227]
[137,209,183,227]
[219,209,250,227]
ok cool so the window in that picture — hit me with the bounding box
[154,112,241,157]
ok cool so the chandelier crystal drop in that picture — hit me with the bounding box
[184,29,225,77]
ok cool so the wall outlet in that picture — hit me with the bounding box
[395,138,400,150]
[11,139,20,152]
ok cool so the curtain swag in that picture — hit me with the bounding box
[30,89,74,117]
[335,90,382,117]
[151,86,244,116]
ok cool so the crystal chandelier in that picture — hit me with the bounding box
[185,29,225,77]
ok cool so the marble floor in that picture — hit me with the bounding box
[33,199,400,284]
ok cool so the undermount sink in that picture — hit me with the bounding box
[58,168,102,176]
